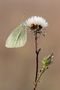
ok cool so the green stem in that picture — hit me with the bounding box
[34,67,47,89]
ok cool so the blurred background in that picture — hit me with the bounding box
[0,0,60,90]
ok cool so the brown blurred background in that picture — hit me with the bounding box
[0,0,60,90]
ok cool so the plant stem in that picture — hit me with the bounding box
[34,67,47,90]
[34,31,39,90]
[35,31,38,82]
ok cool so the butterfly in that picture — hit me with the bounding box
[5,23,28,48]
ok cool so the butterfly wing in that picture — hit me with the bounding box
[5,24,27,48]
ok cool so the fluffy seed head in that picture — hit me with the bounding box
[25,16,48,30]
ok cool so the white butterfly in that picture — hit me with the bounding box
[5,23,28,48]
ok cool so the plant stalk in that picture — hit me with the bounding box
[34,31,39,90]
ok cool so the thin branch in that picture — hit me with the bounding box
[34,67,47,89]
[33,31,41,90]
[35,31,38,82]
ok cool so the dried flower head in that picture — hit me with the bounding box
[26,16,48,30]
